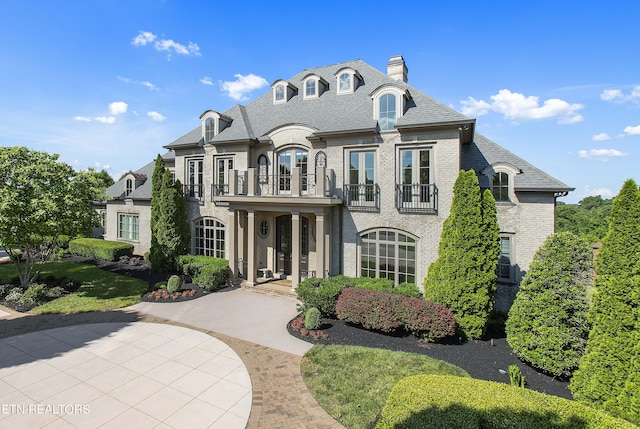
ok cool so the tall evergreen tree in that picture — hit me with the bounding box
[149,154,166,270]
[423,170,500,339]
[506,232,592,377]
[570,179,640,425]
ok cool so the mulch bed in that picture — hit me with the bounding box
[288,315,572,400]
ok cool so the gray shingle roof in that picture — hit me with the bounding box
[106,151,175,200]
[162,58,571,193]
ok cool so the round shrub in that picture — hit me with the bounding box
[21,283,48,304]
[507,232,592,377]
[167,275,182,293]
[376,375,636,429]
[304,307,322,330]
[295,277,347,316]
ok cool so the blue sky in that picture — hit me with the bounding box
[1,1,639,204]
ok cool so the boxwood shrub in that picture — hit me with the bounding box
[336,288,456,342]
[296,275,422,316]
[375,374,635,429]
[177,255,229,292]
[68,238,133,261]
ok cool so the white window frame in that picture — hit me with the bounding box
[335,67,360,95]
[118,213,139,241]
[482,162,519,204]
[195,218,226,258]
[498,234,514,281]
[346,149,377,206]
[214,155,234,195]
[360,229,418,285]
[397,146,432,207]
[186,157,204,200]
[371,86,407,132]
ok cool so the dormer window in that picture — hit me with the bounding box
[305,80,316,97]
[370,84,410,132]
[482,162,520,204]
[335,67,361,95]
[301,74,328,100]
[200,110,232,143]
[125,179,133,196]
[275,84,285,101]
[492,172,510,202]
[272,80,297,104]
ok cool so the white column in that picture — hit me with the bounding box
[315,212,325,278]
[291,212,300,290]
[247,210,256,285]
[227,209,237,280]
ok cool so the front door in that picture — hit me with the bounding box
[276,215,309,276]
[276,215,292,275]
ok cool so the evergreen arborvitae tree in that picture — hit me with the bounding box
[570,179,640,425]
[172,178,190,257]
[149,154,166,270]
[506,232,592,377]
[423,169,500,339]
[153,170,190,272]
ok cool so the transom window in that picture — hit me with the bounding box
[379,94,397,131]
[361,229,416,284]
[195,218,225,258]
[118,214,139,241]
[492,172,510,202]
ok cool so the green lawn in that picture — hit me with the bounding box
[0,261,148,314]
[300,344,469,429]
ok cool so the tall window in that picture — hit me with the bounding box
[348,151,376,206]
[275,84,285,102]
[187,158,204,200]
[498,236,512,280]
[399,148,430,206]
[278,148,308,193]
[339,73,351,92]
[205,117,215,142]
[305,80,316,97]
[214,157,234,195]
[379,94,397,131]
[361,230,416,284]
[118,214,139,241]
[492,172,510,202]
[125,179,133,196]
[258,154,269,184]
[195,218,225,258]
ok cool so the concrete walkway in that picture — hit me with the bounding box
[0,287,344,428]
[0,322,251,428]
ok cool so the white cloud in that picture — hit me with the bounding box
[118,76,156,90]
[578,148,628,161]
[460,89,584,124]
[132,31,200,59]
[601,85,640,104]
[147,111,166,122]
[592,133,611,141]
[73,116,91,122]
[108,101,128,115]
[200,76,214,86]
[94,116,116,124]
[221,74,269,101]
[624,125,640,136]
[131,31,156,46]
[581,186,614,199]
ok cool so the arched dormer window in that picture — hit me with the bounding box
[335,67,361,95]
[199,110,232,143]
[305,80,316,97]
[370,84,410,132]
[481,162,520,204]
[125,178,133,196]
[301,74,328,100]
[272,80,297,104]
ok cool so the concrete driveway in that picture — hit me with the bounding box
[129,287,313,356]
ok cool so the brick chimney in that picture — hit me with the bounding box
[387,55,408,83]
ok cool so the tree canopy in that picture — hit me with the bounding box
[556,195,612,245]
[0,146,100,286]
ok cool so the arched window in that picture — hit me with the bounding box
[339,73,351,92]
[195,218,225,258]
[305,79,316,97]
[205,117,216,142]
[275,84,285,102]
[315,151,326,168]
[492,172,510,202]
[258,154,269,184]
[278,148,308,193]
[379,93,397,131]
[360,229,416,284]
[125,179,133,196]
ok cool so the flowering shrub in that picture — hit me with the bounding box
[336,288,456,342]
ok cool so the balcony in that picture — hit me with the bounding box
[183,183,204,203]
[396,183,437,213]
[344,184,379,211]
[212,167,341,207]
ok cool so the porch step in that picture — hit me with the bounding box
[242,279,296,298]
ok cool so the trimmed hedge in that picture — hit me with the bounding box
[68,238,133,262]
[336,288,456,342]
[376,374,635,429]
[296,275,422,316]
[177,255,229,292]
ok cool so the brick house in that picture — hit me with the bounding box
[101,56,572,309]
